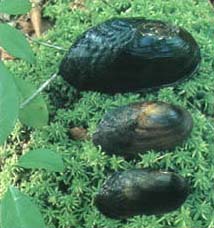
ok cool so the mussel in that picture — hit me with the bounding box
[59,17,200,93]
[95,169,189,219]
[92,101,193,158]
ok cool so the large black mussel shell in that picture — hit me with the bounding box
[92,101,193,159]
[95,169,189,219]
[59,17,200,93]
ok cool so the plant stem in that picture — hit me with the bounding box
[26,35,67,51]
[20,73,58,109]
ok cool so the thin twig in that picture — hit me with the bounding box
[26,35,67,51]
[153,153,172,163]
[20,73,58,109]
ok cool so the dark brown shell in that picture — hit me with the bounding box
[95,169,189,219]
[59,17,200,93]
[92,101,193,158]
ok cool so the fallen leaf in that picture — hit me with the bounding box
[69,0,86,11]
[0,47,15,60]
[70,127,90,141]
[17,15,35,36]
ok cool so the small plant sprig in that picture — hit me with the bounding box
[0,0,49,144]
[0,1,63,228]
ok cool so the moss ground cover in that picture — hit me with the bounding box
[1,0,214,227]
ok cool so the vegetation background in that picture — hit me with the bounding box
[1,0,214,227]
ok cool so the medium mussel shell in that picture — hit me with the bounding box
[59,17,200,93]
[95,169,189,219]
[92,101,193,158]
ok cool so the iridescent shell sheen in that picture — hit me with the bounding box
[92,101,193,158]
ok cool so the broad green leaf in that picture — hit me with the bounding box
[14,77,49,128]
[18,149,64,172]
[0,0,31,15]
[0,186,46,228]
[0,24,35,64]
[0,62,19,145]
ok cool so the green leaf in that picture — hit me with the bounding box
[0,62,19,145]
[18,149,64,172]
[0,0,31,15]
[0,186,46,228]
[0,24,35,64]
[14,77,49,128]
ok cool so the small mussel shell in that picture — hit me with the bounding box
[92,101,193,158]
[95,169,189,219]
[59,17,200,93]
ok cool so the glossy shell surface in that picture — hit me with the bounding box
[92,101,193,158]
[95,169,189,219]
[59,18,200,93]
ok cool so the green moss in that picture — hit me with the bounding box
[1,0,214,227]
